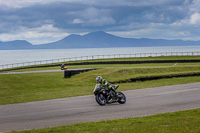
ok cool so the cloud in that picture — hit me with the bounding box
[0,0,156,9]
[189,0,200,12]
[72,18,84,24]
[0,24,69,44]
[190,12,200,24]
[0,0,86,9]
[0,0,200,43]
[73,7,115,26]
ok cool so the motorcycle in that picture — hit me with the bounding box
[93,84,126,106]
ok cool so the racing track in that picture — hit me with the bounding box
[1,82,200,132]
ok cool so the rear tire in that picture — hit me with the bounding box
[117,92,126,104]
[95,93,106,106]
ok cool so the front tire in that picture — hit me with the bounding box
[95,93,106,106]
[117,92,126,104]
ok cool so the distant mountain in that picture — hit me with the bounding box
[0,40,33,50]
[1,31,200,50]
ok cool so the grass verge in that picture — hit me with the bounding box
[9,108,200,133]
[1,55,200,72]
[1,66,200,105]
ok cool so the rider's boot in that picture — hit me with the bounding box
[108,97,112,103]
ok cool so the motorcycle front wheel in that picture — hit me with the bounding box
[95,93,106,106]
[117,92,126,104]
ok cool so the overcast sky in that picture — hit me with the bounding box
[0,0,200,44]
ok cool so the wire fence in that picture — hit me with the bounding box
[0,51,200,70]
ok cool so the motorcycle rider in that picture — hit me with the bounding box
[96,76,116,95]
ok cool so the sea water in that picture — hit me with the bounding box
[0,46,200,65]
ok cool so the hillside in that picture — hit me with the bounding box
[1,31,200,50]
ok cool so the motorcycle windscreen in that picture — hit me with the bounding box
[93,83,101,93]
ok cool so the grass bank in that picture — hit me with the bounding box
[1,56,200,72]
[1,65,200,105]
[9,108,200,133]
[1,56,200,133]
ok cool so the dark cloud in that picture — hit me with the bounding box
[0,0,200,43]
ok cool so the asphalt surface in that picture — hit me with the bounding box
[0,68,98,75]
[1,82,200,132]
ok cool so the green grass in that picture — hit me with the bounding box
[1,55,200,72]
[1,56,200,133]
[1,56,200,105]
[1,65,200,105]
[62,55,200,62]
[9,108,200,133]
[5,62,200,72]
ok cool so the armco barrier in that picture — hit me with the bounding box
[1,59,200,73]
[0,51,200,70]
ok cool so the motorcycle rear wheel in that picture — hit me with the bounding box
[117,92,126,104]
